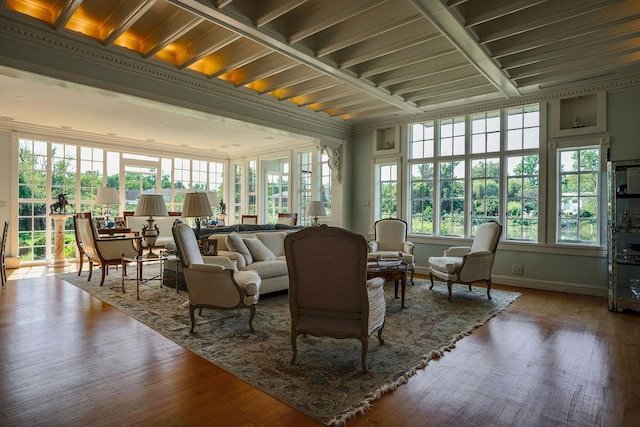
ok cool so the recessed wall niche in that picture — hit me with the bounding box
[373,125,400,155]
[552,91,606,137]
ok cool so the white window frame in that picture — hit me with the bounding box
[549,137,609,247]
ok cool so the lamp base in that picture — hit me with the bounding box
[142,217,159,258]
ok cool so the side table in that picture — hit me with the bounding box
[367,261,408,308]
[121,255,171,299]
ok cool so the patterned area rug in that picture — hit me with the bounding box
[58,268,520,426]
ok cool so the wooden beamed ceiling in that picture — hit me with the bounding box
[3,0,640,122]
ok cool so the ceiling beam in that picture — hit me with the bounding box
[52,0,83,31]
[410,0,520,98]
[103,0,159,46]
[169,0,422,114]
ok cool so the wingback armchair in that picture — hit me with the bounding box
[73,212,142,286]
[284,225,386,372]
[428,220,502,301]
[368,218,415,284]
[172,220,261,333]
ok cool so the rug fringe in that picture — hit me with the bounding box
[326,293,520,426]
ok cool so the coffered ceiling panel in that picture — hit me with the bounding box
[3,0,640,123]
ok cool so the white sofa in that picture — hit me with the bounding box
[206,231,294,294]
[164,229,297,295]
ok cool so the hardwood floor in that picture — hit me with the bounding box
[1,267,639,426]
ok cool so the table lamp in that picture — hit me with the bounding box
[95,186,120,225]
[182,192,213,240]
[134,194,168,258]
[306,201,326,227]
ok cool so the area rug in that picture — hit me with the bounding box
[58,269,520,425]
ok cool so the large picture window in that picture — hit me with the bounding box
[408,103,540,241]
[17,138,225,264]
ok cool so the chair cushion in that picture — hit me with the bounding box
[428,256,462,274]
[243,236,276,262]
[226,232,253,265]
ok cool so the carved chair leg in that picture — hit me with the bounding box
[88,261,93,281]
[290,328,298,365]
[447,280,453,301]
[77,255,83,276]
[99,267,107,286]
[377,321,385,345]
[468,283,472,292]
[429,272,435,289]
[361,339,369,373]
[410,268,415,285]
[248,305,256,333]
[486,280,492,300]
[189,305,196,333]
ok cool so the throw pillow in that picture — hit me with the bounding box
[225,232,253,264]
[243,237,277,262]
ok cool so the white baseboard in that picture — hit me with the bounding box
[414,266,607,297]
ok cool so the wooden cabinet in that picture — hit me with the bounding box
[609,159,640,312]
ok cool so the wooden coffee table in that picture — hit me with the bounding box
[367,260,408,308]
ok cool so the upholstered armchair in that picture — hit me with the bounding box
[368,218,415,284]
[172,220,261,333]
[284,225,386,373]
[428,220,502,301]
[73,212,142,286]
[241,215,258,225]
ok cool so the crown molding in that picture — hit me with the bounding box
[353,72,640,133]
[0,120,227,160]
[0,16,352,140]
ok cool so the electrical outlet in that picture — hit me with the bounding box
[512,264,523,275]
[361,200,370,206]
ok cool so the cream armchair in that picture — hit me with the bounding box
[368,218,415,284]
[73,212,142,286]
[428,221,502,301]
[284,225,386,373]
[172,220,261,333]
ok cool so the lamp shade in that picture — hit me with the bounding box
[306,200,326,217]
[95,186,120,205]
[134,194,168,217]
[182,192,213,218]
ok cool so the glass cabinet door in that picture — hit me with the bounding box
[609,160,640,312]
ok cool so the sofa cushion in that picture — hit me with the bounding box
[255,231,287,257]
[226,232,253,264]
[243,259,288,279]
[243,236,276,262]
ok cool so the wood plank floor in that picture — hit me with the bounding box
[1,267,639,426]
